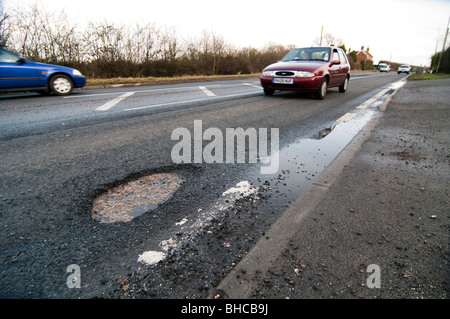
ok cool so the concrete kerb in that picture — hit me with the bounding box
[211,81,405,299]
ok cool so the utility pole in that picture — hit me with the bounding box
[320,25,323,46]
[437,16,450,73]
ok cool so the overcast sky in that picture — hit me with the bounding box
[4,0,450,66]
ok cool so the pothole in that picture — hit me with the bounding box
[316,125,336,139]
[91,173,183,223]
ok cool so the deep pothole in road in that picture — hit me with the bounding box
[91,172,184,224]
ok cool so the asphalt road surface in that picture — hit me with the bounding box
[0,72,408,298]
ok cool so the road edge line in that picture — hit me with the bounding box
[211,83,405,299]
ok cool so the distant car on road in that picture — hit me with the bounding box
[379,64,391,72]
[0,47,86,96]
[398,65,411,74]
[260,46,350,99]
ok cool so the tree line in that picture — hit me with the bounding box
[431,47,450,73]
[3,3,416,77]
[1,3,292,78]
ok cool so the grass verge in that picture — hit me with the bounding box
[407,73,448,81]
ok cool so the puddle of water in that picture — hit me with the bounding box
[91,173,183,223]
[253,108,379,202]
[255,80,407,190]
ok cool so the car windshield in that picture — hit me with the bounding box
[281,48,331,62]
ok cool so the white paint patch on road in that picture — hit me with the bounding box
[137,251,166,266]
[175,218,188,226]
[244,82,262,89]
[199,86,216,97]
[137,238,178,266]
[389,79,407,90]
[337,112,357,122]
[357,88,390,109]
[95,91,135,111]
[222,181,257,197]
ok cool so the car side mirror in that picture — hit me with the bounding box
[18,58,28,64]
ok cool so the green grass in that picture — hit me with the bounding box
[407,73,447,81]
[86,74,261,87]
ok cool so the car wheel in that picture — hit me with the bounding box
[315,78,327,99]
[339,76,348,93]
[49,75,73,96]
[264,88,275,96]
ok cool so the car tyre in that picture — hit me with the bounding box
[339,76,348,93]
[49,75,73,96]
[264,88,275,96]
[315,78,328,99]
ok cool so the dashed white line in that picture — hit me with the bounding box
[95,92,135,111]
[199,86,216,97]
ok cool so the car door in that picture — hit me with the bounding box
[328,49,343,86]
[0,49,46,89]
[338,48,350,80]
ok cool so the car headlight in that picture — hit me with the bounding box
[73,69,83,76]
[261,70,275,77]
[295,71,314,78]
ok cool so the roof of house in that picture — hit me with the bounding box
[356,46,373,57]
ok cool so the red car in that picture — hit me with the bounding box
[260,46,350,99]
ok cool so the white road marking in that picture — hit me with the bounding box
[123,91,260,112]
[199,86,216,97]
[357,88,390,109]
[244,82,262,88]
[337,112,357,122]
[65,86,201,99]
[95,92,135,111]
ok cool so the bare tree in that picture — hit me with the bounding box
[130,23,158,64]
[313,32,344,47]
[159,26,178,62]
[0,0,9,46]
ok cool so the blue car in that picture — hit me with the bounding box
[0,47,86,96]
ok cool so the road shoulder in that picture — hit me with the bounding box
[214,78,450,299]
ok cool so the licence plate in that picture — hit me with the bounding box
[273,78,294,84]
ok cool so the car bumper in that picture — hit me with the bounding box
[260,75,324,92]
[73,76,86,88]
